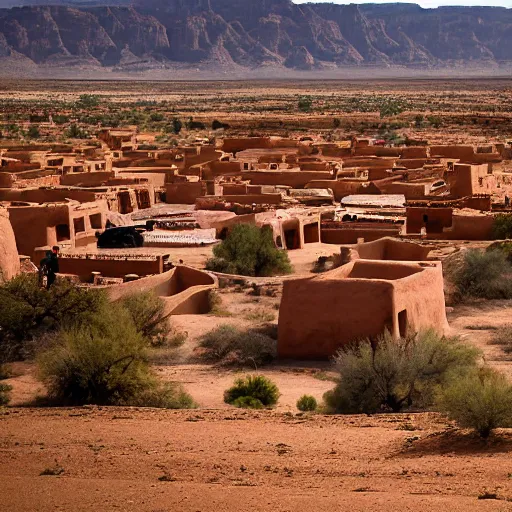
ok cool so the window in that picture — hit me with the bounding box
[73,217,85,233]
[89,213,102,230]
[55,224,70,241]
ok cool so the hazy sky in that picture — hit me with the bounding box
[295,0,512,7]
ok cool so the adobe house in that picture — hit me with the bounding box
[278,260,448,359]
[0,207,20,282]
[98,129,136,151]
[352,237,431,261]
[406,206,495,240]
[6,200,107,260]
[446,163,495,198]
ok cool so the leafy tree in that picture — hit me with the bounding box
[149,112,164,122]
[65,123,87,139]
[27,125,40,139]
[0,274,106,362]
[298,96,313,112]
[324,330,479,414]
[206,224,292,277]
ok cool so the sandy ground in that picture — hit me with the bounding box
[2,408,512,512]
[3,300,512,511]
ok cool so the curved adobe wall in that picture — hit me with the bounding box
[107,265,217,316]
[0,209,20,283]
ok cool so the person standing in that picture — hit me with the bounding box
[39,246,60,290]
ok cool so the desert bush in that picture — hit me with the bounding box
[77,94,100,108]
[437,368,512,438]
[488,325,512,356]
[124,382,195,409]
[452,249,512,300]
[199,324,276,366]
[65,123,88,139]
[492,215,512,240]
[232,396,265,409]
[0,383,11,406]
[0,364,11,380]
[206,224,292,277]
[26,125,40,139]
[120,291,171,347]
[297,394,317,412]
[37,302,194,408]
[324,330,479,414]
[298,96,313,112]
[224,375,279,408]
[0,274,107,362]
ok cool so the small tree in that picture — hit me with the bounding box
[27,125,40,139]
[0,274,107,362]
[324,330,479,414]
[298,96,313,112]
[37,302,193,408]
[224,375,279,409]
[438,368,512,438]
[172,117,182,134]
[206,224,292,277]
[65,124,87,139]
[77,94,100,108]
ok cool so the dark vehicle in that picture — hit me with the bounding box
[96,226,144,249]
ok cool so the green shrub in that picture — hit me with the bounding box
[199,324,276,366]
[491,214,512,240]
[452,249,512,300]
[0,274,107,362]
[296,395,317,412]
[232,396,264,409]
[124,382,195,409]
[65,124,88,139]
[206,224,292,277]
[37,302,193,408]
[437,368,512,438]
[224,375,279,408]
[120,291,171,347]
[298,96,313,112]
[27,125,40,139]
[0,364,11,380]
[488,324,512,356]
[324,330,479,414]
[0,383,11,406]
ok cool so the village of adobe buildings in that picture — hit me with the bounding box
[4,80,512,511]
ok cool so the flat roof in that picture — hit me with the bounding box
[341,194,406,208]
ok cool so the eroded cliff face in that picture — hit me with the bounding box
[1,0,512,70]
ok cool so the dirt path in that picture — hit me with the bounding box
[2,408,512,512]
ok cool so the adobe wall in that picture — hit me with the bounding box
[0,172,14,188]
[60,172,114,187]
[165,182,206,204]
[278,274,395,359]
[392,262,449,338]
[321,225,402,244]
[355,238,431,261]
[241,171,333,188]
[306,180,365,200]
[446,163,493,198]
[353,146,402,157]
[444,214,494,240]
[222,138,272,153]
[8,204,70,258]
[406,207,453,234]
[107,266,217,316]
[430,145,475,160]
[196,193,283,206]
[376,181,428,199]
[0,208,20,282]
[0,188,97,204]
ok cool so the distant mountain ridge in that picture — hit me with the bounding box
[1,0,512,73]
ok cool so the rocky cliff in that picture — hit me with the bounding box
[1,0,512,72]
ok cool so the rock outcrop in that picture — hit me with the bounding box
[1,0,512,71]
